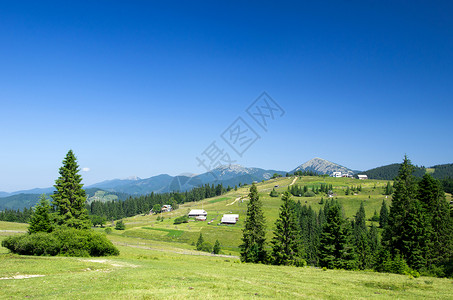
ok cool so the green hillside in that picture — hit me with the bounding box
[115,176,391,255]
[1,177,453,299]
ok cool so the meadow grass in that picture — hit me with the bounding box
[0,236,451,299]
[117,176,392,254]
[1,177,451,299]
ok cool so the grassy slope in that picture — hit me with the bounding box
[0,235,451,299]
[120,176,391,255]
[1,177,452,299]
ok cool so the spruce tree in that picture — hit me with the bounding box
[213,239,221,254]
[382,155,431,270]
[379,200,389,228]
[271,191,305,266]
[240,183,267,263]
[28,195,53,234]
[353,202,371,269]
[51,150,91,229]
[418,174,453,267]
[196,233,204,251]
[319,200,356,269]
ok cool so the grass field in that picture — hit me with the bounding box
[115,176,392,255]
[1,176,452,299]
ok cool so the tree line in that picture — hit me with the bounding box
[88,183,228,222]
[240,156,453,277]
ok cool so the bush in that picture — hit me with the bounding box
[200,241,213,253]
[269,188,279,197]
[304,191,316,197]
[173,215,189,225]
[1,228,119,257]
[115,220,126,230]
[104,227,112,234]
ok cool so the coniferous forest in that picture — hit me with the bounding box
[241,156,453,278]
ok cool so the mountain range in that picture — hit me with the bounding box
[2,158,452,211]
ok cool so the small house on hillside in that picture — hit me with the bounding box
[358,175,368,180]
[188,209,207,218]
[221,214,239,224]
[332,172,342,178]
[195,216,207,221]
[162,205,172,212]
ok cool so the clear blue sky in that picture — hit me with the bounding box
[1,1,452,192]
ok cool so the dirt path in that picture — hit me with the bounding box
[289,176,298,186]
[226,197,241,206]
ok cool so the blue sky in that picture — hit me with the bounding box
[1,1,452,191]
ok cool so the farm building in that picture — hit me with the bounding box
[221,214,239,224]
[358,175,368,180]
[195,216,207,221]
[161,205,172,212]
[188,209,207,218]
[332,172,342,177]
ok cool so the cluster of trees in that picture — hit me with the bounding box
[288,183,333,197]
[290,170,321,177]
[196,233,221,254]
[0,207,33,223]
[344,185,362,195]
[240,157,453,277]
[88,183,227,221]
[384,181,394,195]
[2,150,119,257]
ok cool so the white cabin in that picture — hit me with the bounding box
[188,209,207,218]
[332,172,342,178]
[221,214,239,224]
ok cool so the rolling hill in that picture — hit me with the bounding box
[358,163,453,180]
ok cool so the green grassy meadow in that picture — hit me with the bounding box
[1,176,452,299]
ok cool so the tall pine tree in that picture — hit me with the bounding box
[382,155,431,270]
[353,202,372,270]
[271,192,305,266]
[51,150,91,229]
[418,173,453,268]
[240,183,267,263]
[319,200,356,269]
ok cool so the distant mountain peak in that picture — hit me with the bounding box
[292,157,353,175]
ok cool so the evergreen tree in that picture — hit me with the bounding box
[382,155,430,270]
[28,195,53,234]
[213,239,221,254]
[353,202,373,269]
[299,205,320,265]
[51,150,91,229]
[240,183,267,263]
[379,200,389,228]
[319,201,357,269]
[196,233,204,251]
[271,192,305,266]
[382,155,418,253]
[418,174,453,267]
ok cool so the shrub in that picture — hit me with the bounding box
[1,228,119,257]
[173,215,189,225]
[200,241,213,253]
[104,227,112,234]
[269,188,279,197]
[115,220,126,230]
[304,191,316,197]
